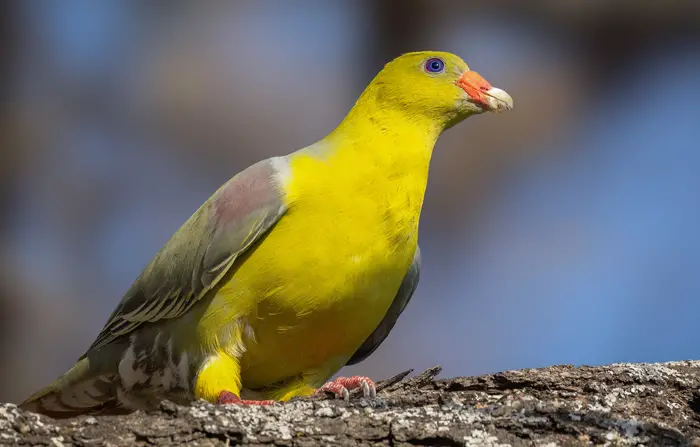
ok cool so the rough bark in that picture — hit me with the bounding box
[3,361,700,446]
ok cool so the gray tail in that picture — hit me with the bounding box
[19,358,122,418]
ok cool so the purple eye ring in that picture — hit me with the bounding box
[425,57,445,73]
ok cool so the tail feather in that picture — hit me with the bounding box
[20,359,120,418]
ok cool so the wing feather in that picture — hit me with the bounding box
[83,157,289,355]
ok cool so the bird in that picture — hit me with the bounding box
[21,51,512,417]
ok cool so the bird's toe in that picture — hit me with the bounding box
[216,391,275,406]
[316,376,376,400]
[315,381,350,401]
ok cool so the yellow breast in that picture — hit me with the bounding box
[200,112,437,389]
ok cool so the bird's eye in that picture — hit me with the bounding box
[425,58,445,73]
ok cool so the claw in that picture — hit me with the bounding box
[315,381,350,400]
[315,376,376,401]
[216,390,275,406]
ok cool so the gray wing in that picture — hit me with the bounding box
[346,246,421,365]
[85,157,289,354]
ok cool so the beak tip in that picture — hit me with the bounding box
[484,87,513,113]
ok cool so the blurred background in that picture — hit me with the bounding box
[2,0,700,403]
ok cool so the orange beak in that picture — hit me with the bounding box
[456,71,513,113]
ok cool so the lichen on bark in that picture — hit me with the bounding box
[2,361,700,446]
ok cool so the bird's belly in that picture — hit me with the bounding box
[219,213,417,389]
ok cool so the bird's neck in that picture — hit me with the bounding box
[309,96,442,239]
[326,95,442,183]
[286,97,443,248]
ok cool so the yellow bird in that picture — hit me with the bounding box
[21,51,512,417]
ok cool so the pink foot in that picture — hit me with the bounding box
[314,376,377,400]
[216,391,275,406]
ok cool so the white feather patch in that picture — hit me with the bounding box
[270,156,292,189]
[118,336,149,390]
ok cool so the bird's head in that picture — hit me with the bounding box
[369,51,513,129]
